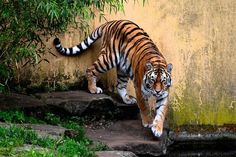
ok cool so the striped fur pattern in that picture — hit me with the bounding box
[54,20,173,137]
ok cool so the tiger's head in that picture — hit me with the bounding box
[142,62,173,99]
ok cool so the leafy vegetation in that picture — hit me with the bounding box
[0,0,127,92]
[0,125,95,157]
[0,110,109,156]
[0,110,44,124]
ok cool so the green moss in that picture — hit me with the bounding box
[169,95,236,127]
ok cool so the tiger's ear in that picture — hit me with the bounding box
[167,63,173,74]
[145,62,153,71]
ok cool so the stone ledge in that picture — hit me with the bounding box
[96,151,137,157]
[169,131,236,142]
[86,120,172,156]
[0,91,139,119]
[0,93,44,109]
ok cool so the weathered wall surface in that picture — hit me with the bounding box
[20,0,236,126]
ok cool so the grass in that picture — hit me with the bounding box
[0,110,45,124]
[0,111,109,156]
[0,125,95,157]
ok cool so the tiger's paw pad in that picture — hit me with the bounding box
[123,95,137,105]
[151,126,163,137]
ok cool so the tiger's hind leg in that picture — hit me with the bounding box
[86,49,113,94]
[151,97,168,137]
[116,72,136,104]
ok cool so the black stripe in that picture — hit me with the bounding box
[110,20,123,34]
[128,32,145,43]
[106,21,118,35]
[93,63,103,73]
[109,22,121,64]
[95,29,99,38]
[107,43,113,66]
[120,27,141,53]
[97,61,106,72]
[156,105,161,110]
[117,78,127,84]
[115,22,134,40]
[118,77,128,83]
[130,74,134,80]
[83,38,89,47]
[112,39,118,64]
[116,86,125,89]
[102,55,110,70]
[117,74,127,78]
[92,30,96,39]
[129,41,154,64]
[104,53,111,69]
[138,54,160,67]
[138,51,158,62]
[135,41,154,53]
[64,48,67,54]
[134,53,161,75]
[127,63,132,75]
[119,26,131,54]
[108,51,114,68]
[92,71,96,76]
[159,110,165,116]
[117,74,128,80]
[123,37,148,66]
[125,27,140,38]
[77,44,83,51]
[114,23,134,59]
[130,47,153,64]
[89,34,96,40]
[69,48,73,54]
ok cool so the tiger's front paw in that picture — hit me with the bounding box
[141,114,153,128]
[123,95,137,105]
[143,122,153,128]
[151,124,163,137]
[88,87,103,94]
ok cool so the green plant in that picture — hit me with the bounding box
[0,125,96,157]
[18,148,55,157]
[57,138,94,157]
[93,142,109,151]
[33,136,58,149]
[0,111,25,123]
[0,0,128,92]
[45,113,61,125]
[0,125,38,148]
[0,110,44,124]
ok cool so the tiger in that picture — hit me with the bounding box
[53,20,173,137]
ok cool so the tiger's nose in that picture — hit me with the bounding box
[155,90,163,96]
[156,91,169,101]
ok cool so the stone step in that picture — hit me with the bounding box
[85,120,172,156]
[0,90,139,119]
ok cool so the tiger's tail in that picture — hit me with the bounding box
[53,25,103,56]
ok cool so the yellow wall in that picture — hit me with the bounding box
[19,0,236,126]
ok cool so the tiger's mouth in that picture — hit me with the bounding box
[155,91,168,101]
